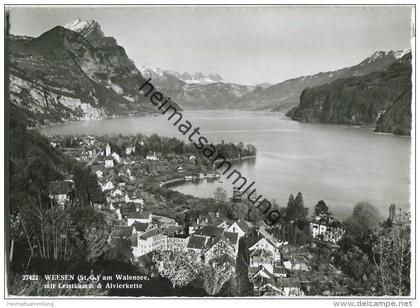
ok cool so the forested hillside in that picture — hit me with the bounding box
[287,53,412,136]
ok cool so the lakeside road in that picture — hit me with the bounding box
[160,155,257,188]
[213,155,257,163]
[160,178,186,188]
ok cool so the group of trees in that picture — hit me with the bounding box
[314,200,330,216]
[152,241,236,296]
[55,133,256,162]
[372,210,411,295]
[213,188,313,246]
[334,202,411,296]
[270,193,311,245]
[7,109,120,295]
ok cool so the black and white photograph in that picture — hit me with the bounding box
[3,2,416,303]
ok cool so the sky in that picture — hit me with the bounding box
[6,6,414,85]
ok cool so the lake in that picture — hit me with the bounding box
[40,110,412,219]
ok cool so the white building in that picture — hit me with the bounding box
[132,228,166,257]
[146,152,158,161]
[105,158,114,169]
[227,220,250,238]
[96,170,103,178]
[112,152,121,163]
[105,143,111,156]
[126,146,136,155]
[101,180,114,191]
[127,212,152,226]
[310,214,345,244]
[48,180,74,206]
[249,237,281,261]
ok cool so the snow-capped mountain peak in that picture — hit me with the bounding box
[139,66,224,84]
[63,18,114,47]
[139,66,165,79]
[393,49,411,59]
[363,50,411,64]
[64,18,103,36]
[168,71,223,84]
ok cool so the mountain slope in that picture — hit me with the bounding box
[63,19,244,110]
[179,82,255,109]
[8,22,156,125]
[287,53,412,135]
[139,66,254,109]
[235,50,410,111]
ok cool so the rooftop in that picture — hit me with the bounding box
[132,222,149,232]
[187,235,207,249]
[139,228,163,240]
[194,226,224,238]
[223,231,239,245]
[127,211,151,219]
[111,225,133,238]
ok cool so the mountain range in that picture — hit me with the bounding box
[287,52,412,135]
[7,18,412,135]
[140,66,224,85]
[138,66,255,109]
[236,50,410,112]
[8,19,163,126]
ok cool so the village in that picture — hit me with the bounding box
[46,134,363,296]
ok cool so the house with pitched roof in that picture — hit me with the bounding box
[125,146,136,155]
[204,237,236,263]
[223,231,239,255]
[48,180,75,206]
[104,156,114,169]
[166,234,189,252]
[249,249,287,279]
[110,225,133,242]
[194,226,225,239]
[127,211,152,226]
[227,220,251,238]
[249,236,280,261]
[132,227,166,257]
[132,221,152,235]
[310,214,345,243]
[186,235,207,254]
[101,180,114,191]
[259,278,304,296]
[187,224,241,261]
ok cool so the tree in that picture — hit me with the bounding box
[153,250,200,292]
[214,187,228,204]
[201,240,235,296]
[73,166,105,207]
[372,210,411,296]
[84,227,109,263]
[227,202,247,220]
[314,200,329,216]
[104,238,133,263]
[247,206,262,223]
[202,262,234,296]
[286,192,308,222]
[346,202,381,237]
[18,196,82,267]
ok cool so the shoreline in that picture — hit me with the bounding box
[36,111,410,138]
[33,112,161,131]
[213,155,257,163]
[160,155,257,188]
